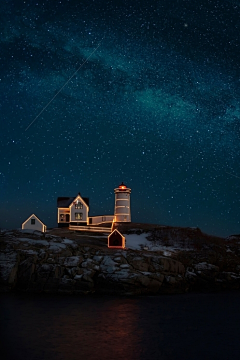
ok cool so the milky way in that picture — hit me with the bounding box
[1,0,240,236]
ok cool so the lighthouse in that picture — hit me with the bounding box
[114,182,131,222]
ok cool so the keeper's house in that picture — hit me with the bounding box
[57,193,90,227]
[57,193,114,228]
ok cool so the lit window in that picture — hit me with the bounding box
[75,202,83,209]
[75,213,83,220]
[31,219,35,225]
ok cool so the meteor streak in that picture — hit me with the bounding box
[25,41,102,131]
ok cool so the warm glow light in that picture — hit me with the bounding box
[108,229,126,248]
[87,215,114,225]
[69,195,89,211]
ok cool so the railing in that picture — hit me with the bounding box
[69,225,112,233]
[88,215,114,225]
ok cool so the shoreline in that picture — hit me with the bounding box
[1,227,240,296]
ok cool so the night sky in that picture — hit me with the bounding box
[1,0,240,236]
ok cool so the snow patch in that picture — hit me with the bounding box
[124,232,194,254]
[125,233,151,250]
[62,238,74,245]
[19,229,42,236]
[194,262,218,271]
[18,238,49,246]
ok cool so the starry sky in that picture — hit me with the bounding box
[1,0,240,236]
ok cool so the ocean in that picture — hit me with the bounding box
[1,291,240,360]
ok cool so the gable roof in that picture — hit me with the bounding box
[108,229,125,239]
[57,195,89,208]
[57,197,75,208]
[22,213,46,226]
[69,194,89,210]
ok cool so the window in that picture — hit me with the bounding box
[31,218,35,225]
[75,213,83,220]
[75,202,83,209]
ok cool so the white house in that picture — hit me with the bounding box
[57,193,89,227]
[22,214,47,232]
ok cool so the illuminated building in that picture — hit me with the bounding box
[108,229,126,248]
[114,182,131,223]
[57,183,131,229]
[22,214,47,232]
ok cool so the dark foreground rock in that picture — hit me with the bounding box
[1,229,240,295]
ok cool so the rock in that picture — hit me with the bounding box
[194,262,219,272]
[114,257,122,262]
[2,228,239,296]
[48,242,66,253]
[82,274,94,283]
[100,256,119,273]
[17,257,36,290]
[75,267,84,275]
[0,251,19,291]
[63,256,83,267]
[185,268,197,280]
[165,275,176,285]
[128,256,149,272]
[120,264,131,269]
[60,249,73,257]
[147,279,161,293]
[74,274,83,280]
[137,274,150,287]
[82,259,95,269]
[159,257,185,275]
[58,277,76,293]
[54,265,64,278]
[93,255,103,262]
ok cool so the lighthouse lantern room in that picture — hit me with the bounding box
[114,182,131,223]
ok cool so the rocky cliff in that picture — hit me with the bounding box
[1,228,240,295]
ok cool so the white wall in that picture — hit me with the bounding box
[22,215,46,232]
[114,192,131,222]
[70,197,88,222]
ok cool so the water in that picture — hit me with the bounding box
[1,292,240,360]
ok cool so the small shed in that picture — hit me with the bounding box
[22,214,47,233]
[108,229,125,249]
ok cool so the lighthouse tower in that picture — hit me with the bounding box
[114,182,131,222]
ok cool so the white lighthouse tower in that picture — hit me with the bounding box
[114,182,131,223]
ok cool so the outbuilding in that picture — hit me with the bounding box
[108,229,125,249]
[22,214,47,232]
